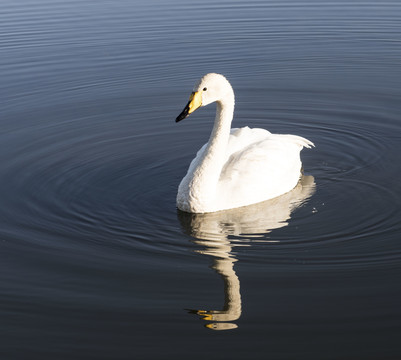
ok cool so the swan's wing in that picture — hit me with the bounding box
[218,132,313,207]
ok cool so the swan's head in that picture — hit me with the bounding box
[176,73,234,122]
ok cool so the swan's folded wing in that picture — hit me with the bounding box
[218,134,310,206]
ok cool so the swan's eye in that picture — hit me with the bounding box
[203,87,207,91]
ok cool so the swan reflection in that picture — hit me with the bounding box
[178,175,315,330]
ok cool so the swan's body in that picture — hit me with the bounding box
[176,73,313,213]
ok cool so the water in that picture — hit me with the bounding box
[1,0,401,358]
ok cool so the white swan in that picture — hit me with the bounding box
[176,73,314,213]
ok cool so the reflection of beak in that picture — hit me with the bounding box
[176,91,202,122]
[206,323,238,331]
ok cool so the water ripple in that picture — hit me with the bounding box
[1,88,399,272]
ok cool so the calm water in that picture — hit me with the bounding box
[1,0,401,358]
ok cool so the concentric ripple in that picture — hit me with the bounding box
[0,87,400,272]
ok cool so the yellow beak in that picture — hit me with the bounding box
[176,91,203,122]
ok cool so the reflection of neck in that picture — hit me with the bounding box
[212,257,241,322]
[190,236,242,329]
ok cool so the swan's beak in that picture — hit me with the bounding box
[176,91,202,122]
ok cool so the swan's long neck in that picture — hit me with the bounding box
[208,99,234,160]
[189,93,234,211]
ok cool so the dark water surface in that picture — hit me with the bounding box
[1,0,401,359]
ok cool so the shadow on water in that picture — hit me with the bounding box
[178,175,316,330]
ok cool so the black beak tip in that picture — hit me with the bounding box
[176,106,189,123]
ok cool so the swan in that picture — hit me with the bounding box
[175,73,314,213]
